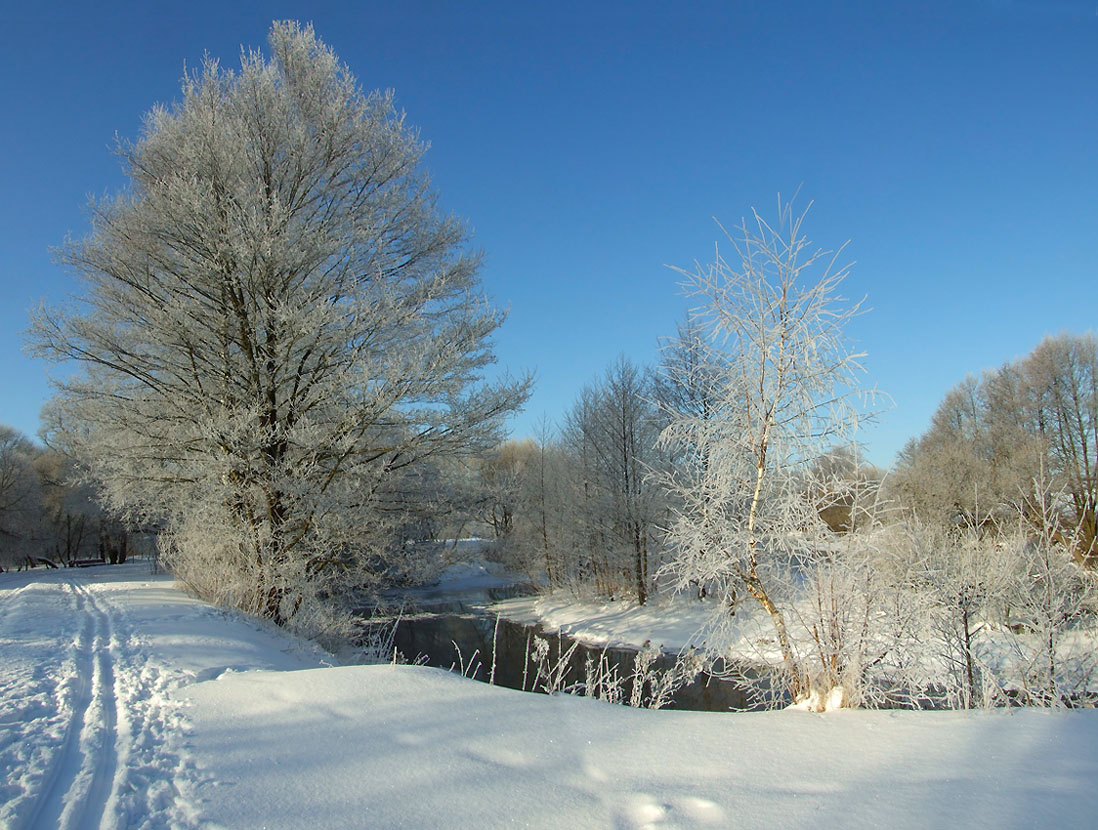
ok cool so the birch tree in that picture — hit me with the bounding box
[658,198,873,705]
[29,22,529,627]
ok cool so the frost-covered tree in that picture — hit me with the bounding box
[658,198,874,705]
[30,23,529,626]
[890,372,1038,529]
[0,426,43,567]
[561,357,665,602]
[1023,333,1098,565]
[908,520,1013,709]
[1000,477,1098,706]
[476,439,537,540]
[506,420,575,584]
[32,448,103,566]
[654,319,724,430]
[892,332,1096,564]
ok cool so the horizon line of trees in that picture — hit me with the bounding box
[0,425,137,570]
[478,331,1094,595]
[469,329,1095,710]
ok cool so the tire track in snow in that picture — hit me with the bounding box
[24,579,120,830]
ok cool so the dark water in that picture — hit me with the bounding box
[361,610,769,711]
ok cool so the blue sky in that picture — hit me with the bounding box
[2,1,1095,465]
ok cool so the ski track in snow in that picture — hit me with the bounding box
[2,573,198,830]
[25,580,119,830]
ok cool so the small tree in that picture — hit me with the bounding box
[30,23,529,627]
[658,198,874,705]
[914,520,1011,709]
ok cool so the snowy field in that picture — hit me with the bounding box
[3,563,1098,829]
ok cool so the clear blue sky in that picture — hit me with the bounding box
[2,1,1095,465]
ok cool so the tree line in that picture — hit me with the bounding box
[891,332,1097,564]
[0,425,133,569]
[476,328,1096,709]
[485,334,1096,588]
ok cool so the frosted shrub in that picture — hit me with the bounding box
[1001,496,1098,706]
[524,634,703,709]
[858,503,1098,710]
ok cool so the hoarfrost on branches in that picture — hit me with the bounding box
[29,22,529,630]
[657,197,877,706]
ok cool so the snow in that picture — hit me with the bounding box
[492,592,714,653]
[418,541,523,596]
[4,563,1098,829]
[378,540,530,612]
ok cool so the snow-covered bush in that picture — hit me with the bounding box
[1000,489,1098,707]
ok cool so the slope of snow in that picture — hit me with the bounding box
[187,664,1098,830]
[0,563,326,829]
[4,563,1098,829]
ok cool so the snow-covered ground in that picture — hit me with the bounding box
[4,563,1098,829]
[375,540,532,616]
[493,592,714,653]
[494,587,1098,709]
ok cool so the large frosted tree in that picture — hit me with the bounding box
[30,22,529,625]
